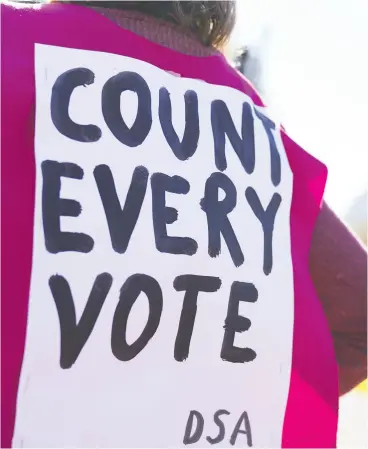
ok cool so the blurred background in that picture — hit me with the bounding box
[229,0,367,446]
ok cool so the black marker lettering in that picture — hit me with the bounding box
[51,68,101,143]
[245,187,282,276]
[211,100,255,174]
[159,87,199,161]
[183,410,204,445]
[201,172,244,267]
[49,273,113,369]
[254,108,281,187]
[151,173,198,255]
[94,165,148,253]
[221,282,258,363]
[229,411,252,447]
[206,410,230,445]
[174,275,221,362]
[102,71,152,147]
[42,160,94,253]
[111,274,163,361]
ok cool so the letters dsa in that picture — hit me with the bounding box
[183,410,252,447]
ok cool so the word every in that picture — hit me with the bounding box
[42,161,281,274]
[50,273,258,369]
[183,410,252,446]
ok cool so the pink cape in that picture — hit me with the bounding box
[1,3,338,447]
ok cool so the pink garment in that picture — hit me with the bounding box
[1,4,338,448]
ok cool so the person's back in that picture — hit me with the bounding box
[2,1,352,447]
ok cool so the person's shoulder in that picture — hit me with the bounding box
[1,1,31,29]
[1,2,38,88]
[1,1,94,76]
[1,2,80,108]
[2,1,86,35]
[1,1,77,16]
[2,1,51,25]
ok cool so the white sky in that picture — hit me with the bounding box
[232,0,368,216]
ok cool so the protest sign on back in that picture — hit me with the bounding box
[13,44,294,448]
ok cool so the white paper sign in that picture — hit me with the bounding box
[13,44,294,448]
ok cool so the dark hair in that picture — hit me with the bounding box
[61,1,237,48]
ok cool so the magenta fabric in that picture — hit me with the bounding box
[1,4,338,448]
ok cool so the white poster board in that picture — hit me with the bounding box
[13,44,294,448]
